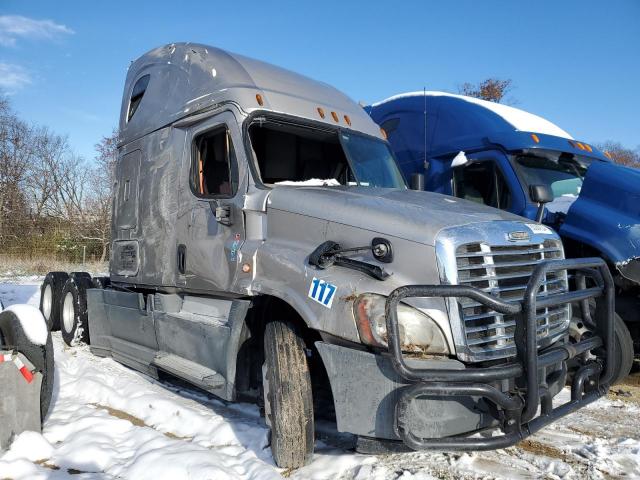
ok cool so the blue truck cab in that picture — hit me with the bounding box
[367,92,639,357]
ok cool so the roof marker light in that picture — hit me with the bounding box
[604,151,612,159]
[531,134,540,143]
[317,107,325,119]
[584,144,593,152]
[576,142,586,150]
[331,111,339,122]
[255,94,264,106]
[344,115,351,126]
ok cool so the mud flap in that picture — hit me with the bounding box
[0,352,43,449]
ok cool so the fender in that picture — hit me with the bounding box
[0,305,48,346]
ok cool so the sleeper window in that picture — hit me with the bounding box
[192,128,236,197]
[127,74,150,122]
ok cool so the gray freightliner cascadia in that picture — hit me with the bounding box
[48,43,618,468]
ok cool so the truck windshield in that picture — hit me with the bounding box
[248,120,406,189]
[339,132,406,188]
[514,153,595,198]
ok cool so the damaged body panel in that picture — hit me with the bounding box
[560,161,640,282]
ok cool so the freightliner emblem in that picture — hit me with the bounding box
[508,231,530,242]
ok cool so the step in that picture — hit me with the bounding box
[152,352,225,390]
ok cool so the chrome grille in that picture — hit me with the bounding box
[455,239,570,359]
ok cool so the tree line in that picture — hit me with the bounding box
[0,96,116,263]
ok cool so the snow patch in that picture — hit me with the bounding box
[371,91,573,139]
[4,304,48,345]
[275,178,340,186]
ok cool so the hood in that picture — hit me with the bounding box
[267,186,525,245]
[561,162,640,280]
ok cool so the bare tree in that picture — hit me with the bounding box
[595,141,640,168]
[0,97,35,242]
[89,130,118,261]
[458,78,515,104]
[25,127,70,218]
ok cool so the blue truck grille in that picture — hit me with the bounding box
[455,239,570,360]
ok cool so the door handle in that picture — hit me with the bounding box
[215,205,233,226]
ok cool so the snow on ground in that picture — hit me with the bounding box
[1,281,639,479]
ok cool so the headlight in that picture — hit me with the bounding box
[354,293,450,355]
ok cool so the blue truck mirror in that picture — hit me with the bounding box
[529,184,554,222]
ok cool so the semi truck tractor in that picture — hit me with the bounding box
[367,92,636,380]
[42,44,618,468]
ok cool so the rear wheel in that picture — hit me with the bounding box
[60,276,93,346]
[263,320,314,468]
[40,271,69,331]
[0,309,54,421]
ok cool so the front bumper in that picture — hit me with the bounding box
[319,258,615,450]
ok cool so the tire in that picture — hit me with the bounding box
[0,310,55,421]
[570,310,634,385]
[39,271,69,331]
[60,276,93,346]
[263,321,314,468]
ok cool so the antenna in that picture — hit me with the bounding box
[423,87,428,169]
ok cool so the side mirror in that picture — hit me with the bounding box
[410,173,425,191]
[529,184,554,223]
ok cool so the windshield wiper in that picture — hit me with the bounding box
[308,239,393,281]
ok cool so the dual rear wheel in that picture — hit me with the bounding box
[40,272,96,346]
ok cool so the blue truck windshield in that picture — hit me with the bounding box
[514,154,594,198]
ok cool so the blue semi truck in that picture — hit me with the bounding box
[367,92,637,376]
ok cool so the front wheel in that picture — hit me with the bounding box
[263,321,314,468]
[570,311,634,385]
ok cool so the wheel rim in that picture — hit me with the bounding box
[62,292,75,333]
[42,284,53,320]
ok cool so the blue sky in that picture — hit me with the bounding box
[1,0,638,161]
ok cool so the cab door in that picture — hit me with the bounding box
[176,110,246,293]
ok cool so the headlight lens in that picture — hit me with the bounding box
[354,293,450,355]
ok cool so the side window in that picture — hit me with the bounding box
[453,161,511,210]
[192,127,237,197]
[127,74,150,122]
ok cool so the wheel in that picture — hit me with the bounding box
[92,276,110,289]
[263,321,314,468]
[60,276,93,346]
[0,309,54,421]
[570,310,634,385]
[39,271,69,331]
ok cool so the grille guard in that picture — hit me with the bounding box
[385,257,615,450]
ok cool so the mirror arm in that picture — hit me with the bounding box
[535,203,545,223]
